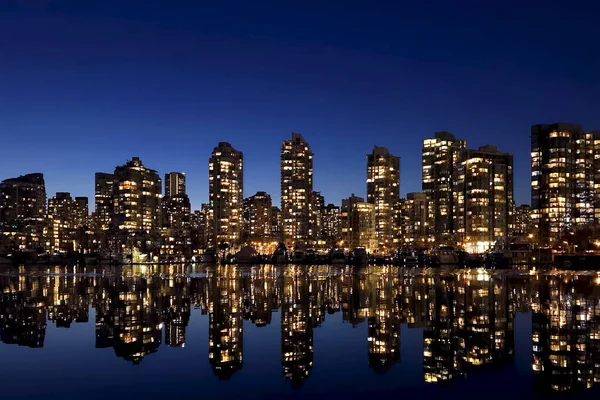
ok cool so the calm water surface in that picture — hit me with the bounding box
[1,264,599,399]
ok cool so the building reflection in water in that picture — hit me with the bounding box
[281,266,314,383]
[532,274,600,392]
[2,265,600,393]
[208,265,244,379]
[366,266,400,373]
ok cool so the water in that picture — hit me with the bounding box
[1,264,599,399]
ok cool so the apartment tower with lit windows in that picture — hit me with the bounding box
[340,194,377,252]
[243,191,272,241]
[209,142,244,247]
[453,145,513,253]
[112,157,162,232]
[94,172,115,230]
[366,146,400,252]
[422,132,466,242]
[531,123,594,245]
[281,133,313,247]
[165,172,186,197]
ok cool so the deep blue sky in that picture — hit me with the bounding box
[1,0,599,209]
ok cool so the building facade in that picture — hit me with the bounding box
[165,172,186,197]
[270,206,282,241]
[94,173,115,231]
[399,192,430,245]
[513,204,532,239]
[531,123,595,245]
[341,194,377,252]
[190,204,212,251]
[281,133,313,247]
[310,191,324,245]
[453,145,513,253]
[243,191,272,241]
[322,203,341,247]
[112,157,162,232]
[0,173,46,251]
[366,146,400,252]
[209,142,244,247]
[422,132,466,242]
[47,192,77,253]
[73,197,88,228]
[162,194,191,234]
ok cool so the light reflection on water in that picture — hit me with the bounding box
[0,264,599,399]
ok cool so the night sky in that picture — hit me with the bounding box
[1,0,599,210]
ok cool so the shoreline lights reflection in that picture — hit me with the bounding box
[1,265,600,393]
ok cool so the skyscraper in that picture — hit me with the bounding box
[422,132,466,242]
[281,133,313,248]
[0,173,46,251]
[209,142,243,247]
[162,195,191,231]
[113,157,162,232]
[0,173,46,224]
[322,204,341,247]
[453,145,514,253]
[162,172,191,256]
[341,194,377,252]
[73,197,89,228]
[513,204,532,239]
[47,192,77,253]
[399,192,430,245]
[94,173,115,231]
[309,191,324,244]
[165,172,186,197]
[190,204,211,250]
[243,191,272,241]
[531,123,595,245]
[270,206,282,241]
[367,146,400,252]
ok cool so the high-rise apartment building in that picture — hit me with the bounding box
[366,146,400,251]
[161,194,191,233]
[209,142,243,247]
[94,173,115,230]
[281,133,313,247]
[0,173,46,224]
[341,194,377,252]
[399,192,430,245]
[422,132,466,241]
[453,145,514,253]
[73,197,88,228]
[165,172,186,197]
[270,206,282,241]
[243,191,272,240]
[309,191,324,244]
[47,192,76,253]
[113,157,162,232]
[322,204,341,247]
[0,173,46,251]
[190,204,212,250]
[513,204,532,239]
[531,123,595,245]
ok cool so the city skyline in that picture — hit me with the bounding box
[2,3,600,209]
[0,128,553,213]
[3,2,600,399]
